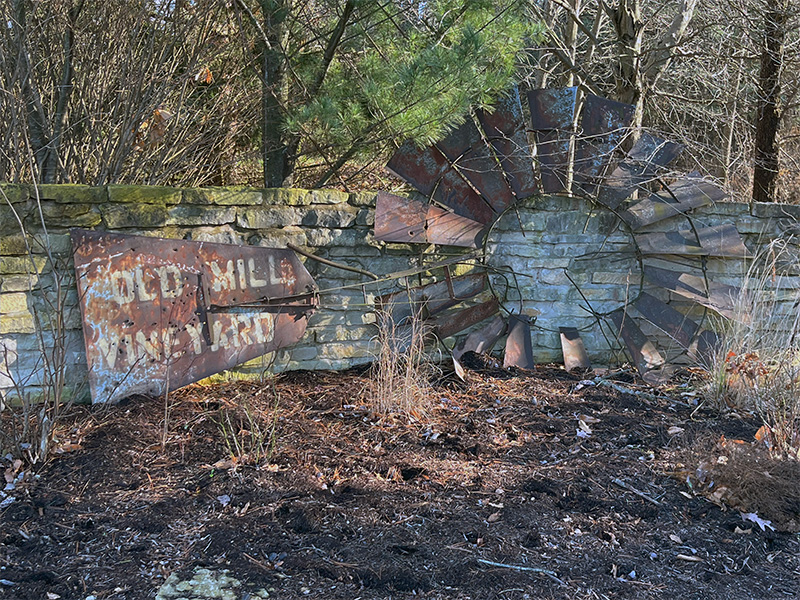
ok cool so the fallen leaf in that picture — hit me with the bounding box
[733,526,752,534]
[669,534,683,544]
[487,511,502,523]
[741,512,774,532]
[579,414,600,424]
[667,426,685,436]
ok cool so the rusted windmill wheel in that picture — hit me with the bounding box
[374,87,746,383]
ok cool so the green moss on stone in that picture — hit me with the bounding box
[107,185,181,205]
[37,184,107,204]
[0,184,29,204]
[101,203,168,229]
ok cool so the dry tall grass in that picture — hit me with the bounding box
[364,301,436,422]
[708,238,800,458]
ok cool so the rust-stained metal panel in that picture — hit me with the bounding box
[596,133,682,210]
[376,273,487,325]
[504,314,534,369]
[559,326,591,371]
[573,94,635,197]
[643,264,738,319]
[374,192,428,244]
[386,140,494,224]
[477,89,539,199]
[622,176,723,230]
[431,298,500,339]
[71,229,316,403]
[528,87,578,194]
[453,315,507,359]
[374,191,485,248]
[426,205,486,248]
[436,120,515,214]
[528,87,578,130]
[635,224,750,258]
[608,308,665,375]
[634,292,703,350]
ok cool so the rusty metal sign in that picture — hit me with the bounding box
[71,229,317,403]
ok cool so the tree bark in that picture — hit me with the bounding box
[753,0,788,204]
[260,0,291,188]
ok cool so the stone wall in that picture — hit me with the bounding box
[1,183,797,401]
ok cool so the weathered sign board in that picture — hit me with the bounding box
[71,229,317,403]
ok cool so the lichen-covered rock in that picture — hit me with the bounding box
[156,567,271,600]
[101,203,168,228]
[107,184,181,205]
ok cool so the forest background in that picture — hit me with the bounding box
[1,0,797,204]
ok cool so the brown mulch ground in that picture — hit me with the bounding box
[2,364,799,600]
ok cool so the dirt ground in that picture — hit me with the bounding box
[2,362,799,600]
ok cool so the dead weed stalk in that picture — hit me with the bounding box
[215,383,280,466]
[707,238,800,458]
[364,300,437,421]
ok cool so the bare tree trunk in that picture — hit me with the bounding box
[753,0,788,204]
[260,0,291,188]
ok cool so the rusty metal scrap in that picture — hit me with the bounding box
[573,94,635,197]
[430,298,500,340]
[476,88,539,199]
[374,192,485,248]
[528,87,578,194]
[436,120,515,214]
[503,315,534,369]
[376,272,487,325]
[71,229,317,403]
[635,223,750,258]
[643,264,738,319]
[608,308,665,375]
[559,326,591,371]
[453,315,507,360]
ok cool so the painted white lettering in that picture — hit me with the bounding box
[155,266,184,299]
[185,322,205,355]
[111,271,135,305]
[135,330,160,360]
[97,337,118,368]
[211,319,230,351]
[237,259,247,290]
[248,258,267,287]
[210,260,236,292]
[235,315,253,346]
[134,267,156,302]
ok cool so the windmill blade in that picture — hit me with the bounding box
[635,223,750,258]
[374,192,485,248]
[376,272,488,325]
[560,326,591,370]
[622,176,726,230]
[477,88,539,199]
[608,308,666,375]
[528,87,578,193]
[573,94,635,197]
[597,133,683,210]
[634,292,718,352]
[453,315,507,360]
[436,119,515,214]
[504,314,535,369]
[386,141,495,224]
[429,298,501,339]
[643,264,738,319]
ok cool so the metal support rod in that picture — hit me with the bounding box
[287,242,379,280]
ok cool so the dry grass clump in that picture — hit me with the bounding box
[707,238,800,459]
[688,436,800,532]
[363,303,437,422]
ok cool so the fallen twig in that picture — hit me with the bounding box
[612,478,662,506]
[477,559,566,586]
